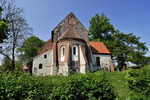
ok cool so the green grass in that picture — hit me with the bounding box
[106,71,130,100]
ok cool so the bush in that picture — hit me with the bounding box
[49,72,115,100]
[126,65,150,100]
[0,72,52,100]
[0,71,115,100]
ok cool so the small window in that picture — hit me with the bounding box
[96,57,100,66]
[72,45,78,56]
[39,64,43,69]
[73,47,76,55]
[44,54,47,58]
[60,46,65,61]
[63,47,65,56]
[72,45,78,61]
[61,46,65,56]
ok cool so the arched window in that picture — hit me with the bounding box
[39,64,43,69]
[72,45,78,61]
[73,46,76,55]
[60,46,65,61]
[62,47,65,56]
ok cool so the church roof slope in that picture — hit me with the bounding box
[89,42,110,54]
[37,38,52,55]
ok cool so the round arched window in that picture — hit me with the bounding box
[60,46,65,61]
[72,45,78,61]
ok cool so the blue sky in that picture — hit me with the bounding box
[14,0,150,56]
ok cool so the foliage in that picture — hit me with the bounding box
[0,21,8,43]
[0,7,9,43]
[126,65,150,100]
[0,56,11,71]
[1,69,149,100]
[89,13,148,70]
[0,72,52,100]
[0,0,32,71]
[49,72,115,100]
[0,56,23,72]
[0,71,116,100]
[17,36,45,63]
[111,30,148,70]
[15,61,23,71]
[89,13,114,41]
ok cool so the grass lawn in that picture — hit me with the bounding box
[106,71,130,100]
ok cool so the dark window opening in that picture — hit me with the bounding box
[63,47,65,56]
[73,47,76,55]
[39,64,43,69]
[44,54,47,58]
[96,57,100,66]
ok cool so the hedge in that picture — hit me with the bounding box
[0,71,116,100]
[126,65,150,100]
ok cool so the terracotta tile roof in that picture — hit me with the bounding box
[89,42,110,54]
[37,38,52,55]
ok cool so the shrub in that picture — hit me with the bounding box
[0,72,52,100]
[0,71,115,100]
[126,65,150,100]
[49,72,115,100]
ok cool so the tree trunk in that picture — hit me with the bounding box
[11,44,15,71]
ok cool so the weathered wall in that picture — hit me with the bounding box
[32,50,52,76]
[92,54,111,71]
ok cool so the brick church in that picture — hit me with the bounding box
[32,12,114,76]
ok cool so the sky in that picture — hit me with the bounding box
[0,0,150,64]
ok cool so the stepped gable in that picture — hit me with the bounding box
[89,42,110,54]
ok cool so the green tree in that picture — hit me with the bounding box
[89,13,114,42]
[0,55,12,71]
[17,36,45,73]
[15,60,23,71]
[17,36,45,63]
[110,30,148,70]
[89,13,148,70]
[0,7,8,43]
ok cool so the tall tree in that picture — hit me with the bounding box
[108,30,148,70]
[17,36,45,74]
[89,13,114,42]
[89,13,149,70]
[17,36,45,64]
[0,0,32,71]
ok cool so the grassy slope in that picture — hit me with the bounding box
[106,71,130,100]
